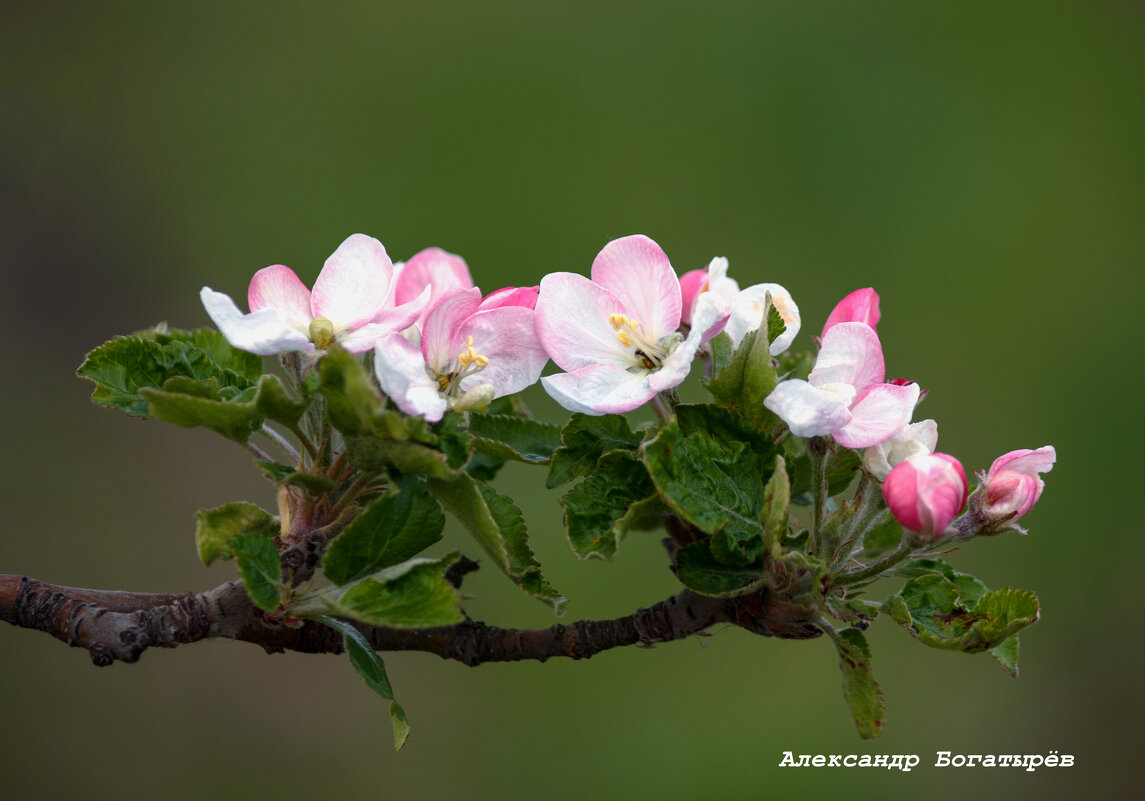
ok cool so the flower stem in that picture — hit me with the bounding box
[837,540,913,587]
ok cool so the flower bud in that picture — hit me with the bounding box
[882,452,968,538]
[679,268,708,326]
[967,446,1056,532]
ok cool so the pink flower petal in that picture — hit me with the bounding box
[834,382,920,449]
[394,246,473,308]
[678,267,708,326]
[373,333,448,422]
[590,235,682,339]
[458,307,548,397]
[763,379,852,438]
[541,363,654,415]
[883,452,967,537]
[311,234,395,330]
[535,272,631,372]
[201,288,313,355]
[420,287,482,373]
[821,287,880,338]
[247,265,313,331]
[479,286,539,310]
[986,446,1057,482]
[809,322,885,392]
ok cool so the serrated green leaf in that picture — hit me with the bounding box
[775,348,814,382]
[990,635,1020,678]
[707,331,734,375]
[704,326,781,433]
[142,326,263,383]
[141,373,307,443]
[641,422,773,565]
[561,451,656,561]
[885,574,1039,653]
[434,413,475,471]
[546,414,643,488]
[467,413,562,465]
[229,530,284,610]
[323,554,464,628]
[674,403,775,452]
[427,474,565,612]
[316,345,387,436]
[77,334,258,417]
[832,627,885,739]
[477,482,566,613]
[194,502,278,566]
[323,480,446,586]
[316,615,410,750]
[343,435,458,479]
[674,542,766,598]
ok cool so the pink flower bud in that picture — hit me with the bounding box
[679,268,708,326]
[882,452,968,538]
[821,287,880,339]
[975,446,1056,522]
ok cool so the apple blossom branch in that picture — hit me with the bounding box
[0,572,821,668]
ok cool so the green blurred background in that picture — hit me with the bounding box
[2,2,1142,798]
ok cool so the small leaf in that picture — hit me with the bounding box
[142,326,263,383]
[561,451,656,561]
[704,326,781,433]
[546,414,644,488]
[674,542,766,598]
[194,502,277,566]
[316,345,387,436]
[323,479,446,586]
[316,615,410,750]
[142,373,307,444]
[427,474,565,612]
[229,530,284,611]
[707,331,734,375]
[467,413,562,465]
[761,455,790,559]
[788,444,861,501]
[322,554,464,628]
[832,627,885,739]
[989,635,1020,678]
[343,435,458,479]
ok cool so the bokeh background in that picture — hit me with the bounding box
[2,2,1142,798]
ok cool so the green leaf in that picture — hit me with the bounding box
[674,403,774,452]
[323,480,446,586]
[141,373,308,443]
[641,422,774,565]
[467,413,562,465]
[775,348,814,382]
[766,304,787,346]
[704,325,781,433]
[253,460,338,496]
[761,455,790,559]
[560,451,656,561]
[884,574,1039,653]
[547,414,644,488]
[316,615,410,750]
[990,635,1020,678]
[194,502,278,566]
[322,554,464,628]
[707,331,734,375]
[78,333,258,418]
[229,530,284,611]
[343,435,458,479]
[674,542,766,598]
[890,558,988,605]
[316,345,388,436]
[142,326,263,383]
[832,627,885,740]
[427,474,565,612]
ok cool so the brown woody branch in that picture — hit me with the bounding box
[0,572,821,668]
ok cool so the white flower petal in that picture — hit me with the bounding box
[200,287,313,355]
[373,333,448,422]
[763,379,852,438]
[541,364,654,415]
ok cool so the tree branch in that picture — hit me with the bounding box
[0,572,821,668]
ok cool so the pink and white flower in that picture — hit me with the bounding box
[535,235,730,415]
[966,446,1056,532]
[821,287,880,338]
[763,321,919,448]
[200,234,429,355]
[479,285,539,310]
[863,418,938,481]
[680,258,800,355]
[373,287,548,422]
[882,452,968,538]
